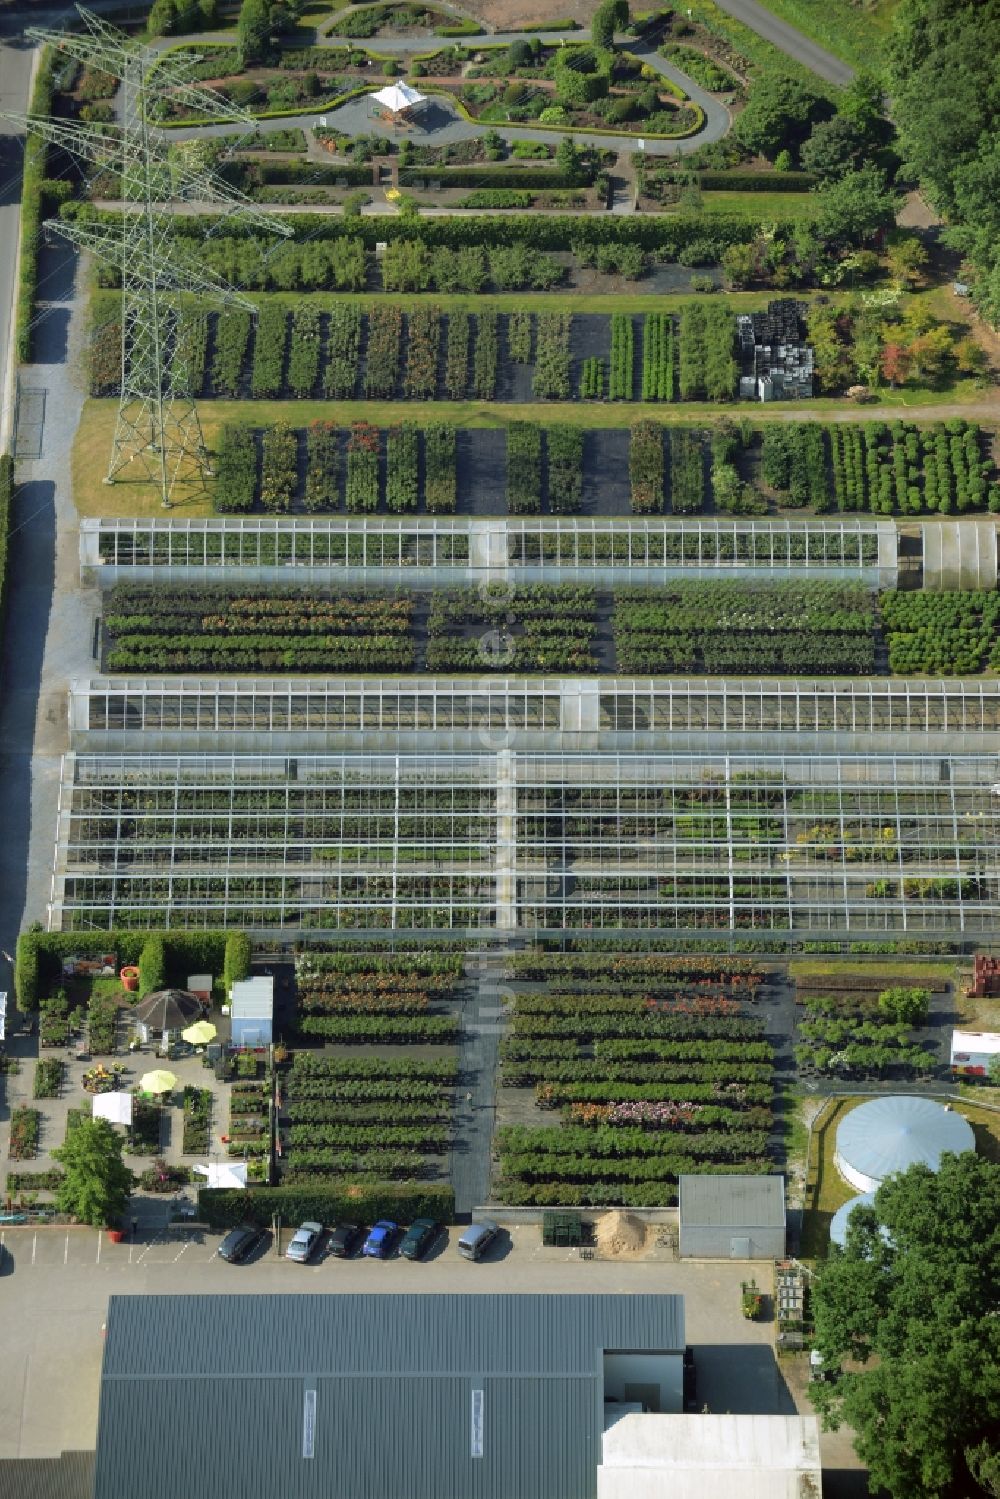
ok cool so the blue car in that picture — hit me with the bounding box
[363,1220,399,1259]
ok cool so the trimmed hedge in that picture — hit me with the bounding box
[398,167,583,190]
[698,170,815,192]
[224,932,252,992]
[16,49,57,363]
[163,208,761,257]
[254,160,374,188]
[0,455,12,642]
[138,935,166,997]
[198,1180,455,1229]
[15,930,233,1010]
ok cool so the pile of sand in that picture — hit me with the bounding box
[595,1210,646,1256]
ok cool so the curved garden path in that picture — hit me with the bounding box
[131,29,732,157]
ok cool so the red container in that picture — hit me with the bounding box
[107,1229,124,1243]
[120,966,139,993]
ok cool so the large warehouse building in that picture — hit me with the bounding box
[94,1293,686,1499]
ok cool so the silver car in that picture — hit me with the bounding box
[285,1221,323,1263]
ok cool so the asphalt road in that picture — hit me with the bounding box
[714,0,855,87]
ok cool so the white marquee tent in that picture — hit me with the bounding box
[371,79,426,113]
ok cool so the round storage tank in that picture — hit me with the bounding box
[829,1191,876,1247]
[833,1096,975,1193]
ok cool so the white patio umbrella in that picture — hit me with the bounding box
[371,78,426,113]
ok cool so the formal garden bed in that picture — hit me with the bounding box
[147,37,702,139]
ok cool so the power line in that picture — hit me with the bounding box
[5,6,290,507]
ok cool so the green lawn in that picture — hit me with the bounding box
[747,0,899,73]
[700,190,820,220]
[800,1097,861,1260]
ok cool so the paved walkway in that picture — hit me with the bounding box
[0,236,92,971]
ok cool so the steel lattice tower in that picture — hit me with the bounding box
[11,7,289,505]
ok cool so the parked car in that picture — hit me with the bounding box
[400,1218,440,1261]
[457,1220,499,1261]
[285,1221,323,1263]
[328,1223,364,1259]
[362,1220,399,1259]
[218,1223,267,1264]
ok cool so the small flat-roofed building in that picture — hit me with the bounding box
[678,1174,786,1259]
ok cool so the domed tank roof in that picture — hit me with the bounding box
[834,1096,975,1192]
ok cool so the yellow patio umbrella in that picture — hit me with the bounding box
[182,1020,217,1046]
[139,1068,178,1095]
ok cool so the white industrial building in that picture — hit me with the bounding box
[598,1413,822,1499]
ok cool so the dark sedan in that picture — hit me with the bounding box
[217,1224,268,1263]
[327,1223,364,1258]
[400,1218,441,1261]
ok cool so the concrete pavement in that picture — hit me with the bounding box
[0,1222,868,1493]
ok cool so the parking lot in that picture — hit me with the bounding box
[0,1222,866,1494]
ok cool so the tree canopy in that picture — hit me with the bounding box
[886,0,1000,323]
[731,73,830,161]
[815,164,901,246]
[53,1117,134,1229]
[811,1152,1000,1499]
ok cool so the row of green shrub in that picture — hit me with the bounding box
[198,1181,455,1228]
[163,207,759,257]
[0,455,12,646]
[397,167,584,189]
[697,170,815,192]
[16,49,56,362]
[15,928,251,1009]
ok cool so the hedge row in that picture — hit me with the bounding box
[697,171,815,192]
[398,166,583,189]
[0,456,12,654]
[15,929,245,1009]
[16,49,57,362]
[164,208,761,256]
[198,1181,455,1229]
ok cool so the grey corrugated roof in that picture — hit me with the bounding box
[679,1174,786,1229]
[96,1294,684,1499]
[0,1454,94,1499]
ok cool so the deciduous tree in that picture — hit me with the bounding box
[53,1118,134,1229]
[811,1153,1000,1499]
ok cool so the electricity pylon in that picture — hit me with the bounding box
[12,7,290,506]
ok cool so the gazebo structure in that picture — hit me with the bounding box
[371,77,426,128]
[132,987,204,1049]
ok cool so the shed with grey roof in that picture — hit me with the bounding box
[678,1174,786,1260]
[94,1292,686,1499]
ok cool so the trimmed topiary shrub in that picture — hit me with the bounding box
[138,935,167,998]
[224,932,252,993]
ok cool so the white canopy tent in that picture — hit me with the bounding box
[93,1091,133,1126]
[371,78,426,114]
[192,1161,248,1189]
